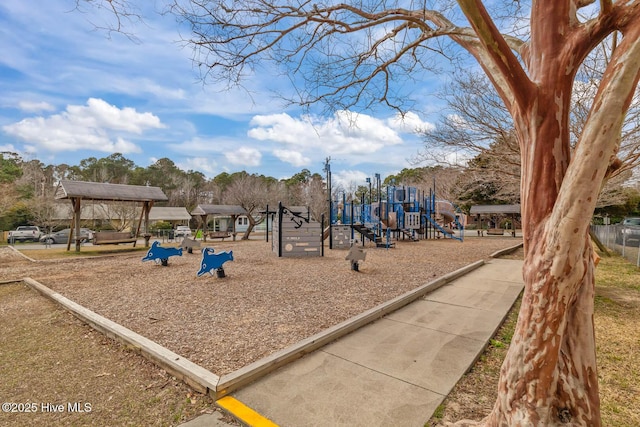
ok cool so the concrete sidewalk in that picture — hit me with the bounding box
[194,258,524,427]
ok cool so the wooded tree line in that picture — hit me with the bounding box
[2,141,638,233]
[0,152,327,232]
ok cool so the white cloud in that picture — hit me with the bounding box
[332,170,370,190]
[2,98,162,154]
[18,101,55,113]
[273,149,311,167]
[0,144,17,152]
[178,157,219,177]
[248,110,403,156]
[387,111,435,134]
[112,137,142,153]
[67,98,164,134]
[225,146,262,166]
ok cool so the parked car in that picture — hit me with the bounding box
[40,228,94,244]
[615,217,640,246]
[174,225,192,238]
[7,226,42,242]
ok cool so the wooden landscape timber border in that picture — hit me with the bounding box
[21,278,220,395]
[489,242,524,258]
[6,256,495,400]
[4,242,525,401]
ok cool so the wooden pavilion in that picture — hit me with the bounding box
[54,180,168,251]
[469,204,521,236]
[190,204,248,241]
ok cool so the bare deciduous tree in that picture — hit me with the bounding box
[0,184,19,220]
[283,170,328,221]
[304,176,329,222]
[421,68,640,208]
[417,72,522,204]
[15,159,47,198]
[223,173,273,239]
[96,201,139,232]
[25,175,60,236]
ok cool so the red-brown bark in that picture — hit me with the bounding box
[453,2,640,426]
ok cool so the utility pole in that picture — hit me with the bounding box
[323,157,332,249]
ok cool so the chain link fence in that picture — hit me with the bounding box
[591,223,640,267]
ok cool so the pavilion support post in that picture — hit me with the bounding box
[265,205,269,242]
[66,201,75,252]
[231,215,237,241]
[75,197,82,252]
[134,201,151,248]
[67,197,82,252]
[201,215,208,242]
[136,200,153,247]
[145,201,152,246]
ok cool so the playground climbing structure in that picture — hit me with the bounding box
[329,180,464,249]
[423,192,464,242]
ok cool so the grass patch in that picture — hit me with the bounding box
[427,252,640,426]
[596,252,640,291]
[594,252,640,427]
[0,283,219,426]
[431,404,446,421]
[0,283,220,427]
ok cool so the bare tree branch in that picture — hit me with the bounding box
[165,0,517,111]
[74,0,144,42]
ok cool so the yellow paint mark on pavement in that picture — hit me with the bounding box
[217,396,279,427]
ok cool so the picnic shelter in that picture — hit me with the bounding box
[55,180,168,251]
[190,204,248,241]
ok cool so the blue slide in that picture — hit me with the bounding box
[423,214,463,242]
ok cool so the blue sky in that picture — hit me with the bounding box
[0,0,451,188]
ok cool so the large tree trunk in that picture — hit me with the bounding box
[482,232,599,426]
[449,3,640,424]
[479,102,601,425]
[450,100,602,427]
[471,23,600,416]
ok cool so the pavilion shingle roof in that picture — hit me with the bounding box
[191,204,248,216]
[55,180,168,202]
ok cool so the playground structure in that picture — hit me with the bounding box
[329,180,465,249]
[270,203,325,258]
